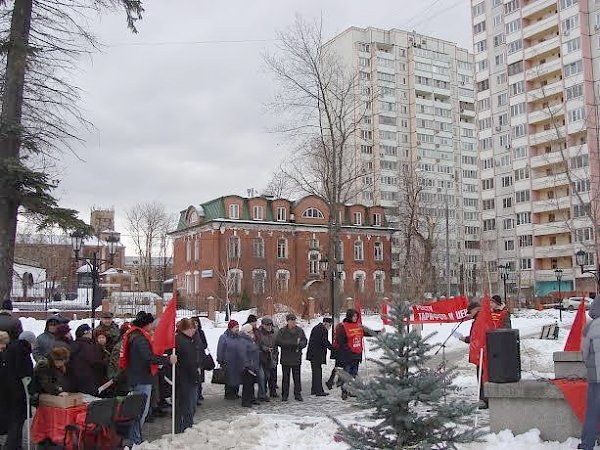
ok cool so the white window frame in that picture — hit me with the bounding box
[253,205,264,221]
[353,212,363,226]
[277,238,288,259]
[276,207,287,222]
[354,240,364,261]
[302,208,325,219]
[374,241,384,261]
[229,204,240,219]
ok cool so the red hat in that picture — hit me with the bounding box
[228,320,239,329]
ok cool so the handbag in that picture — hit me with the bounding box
[202,352,216,371]
[211,366,226,385]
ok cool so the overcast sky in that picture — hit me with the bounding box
[53,0,473,251]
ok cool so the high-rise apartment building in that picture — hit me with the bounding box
[326,27,480,297]
[471,0,600,297]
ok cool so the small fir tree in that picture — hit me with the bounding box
[334,301,483,450]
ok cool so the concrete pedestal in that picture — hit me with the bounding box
[553,351,586,379]
[485,380,581,442]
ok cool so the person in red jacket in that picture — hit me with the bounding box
[336,309,364,400]
[490,295,512,329]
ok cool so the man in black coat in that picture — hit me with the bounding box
[0,301,23,341]
[275,313,307,402]
[306,317,333,396]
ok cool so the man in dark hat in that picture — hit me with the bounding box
[275,313,307,401]
[120,311,177,445]
[0,298,22,341]
[490,294,511,329]
[307,317,333,396]
[94,311,120,353]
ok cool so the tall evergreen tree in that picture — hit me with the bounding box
[335,302,483,449]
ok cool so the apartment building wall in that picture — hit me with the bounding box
[471,0,600,297]
[326,27,480,297]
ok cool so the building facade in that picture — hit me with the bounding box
[326,27,480,296]
[471,0,600,297]
[171,195,394,315]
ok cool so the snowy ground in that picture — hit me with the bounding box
[18,308,590,449]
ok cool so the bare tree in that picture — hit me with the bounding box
[264,16,374,322]
[0,0,143,300]
[125,202,171,292]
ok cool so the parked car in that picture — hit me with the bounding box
[561,296,594,311]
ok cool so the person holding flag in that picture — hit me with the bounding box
[120,310,177,445]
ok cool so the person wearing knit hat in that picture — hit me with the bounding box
[239,322,260,407]
[68,323,106,395]
[217,319,245,400]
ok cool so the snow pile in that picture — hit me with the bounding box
[459,429,581,450]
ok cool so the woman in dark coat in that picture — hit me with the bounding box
[34,346,71,395]
[191,316,208,402]
[67,324,107,395]
[240,324,260,407]
[216,321,247,400]
[175,318,199,433]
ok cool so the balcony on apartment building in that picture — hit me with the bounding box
[532,195,570,213]
[531,170,569,189]
[522,0,558,19]
[524,35,560,61]
[528,104,564,125]
[530,147,566,168]
[526,57,562,81]
[535,243,574,258]
[535,268,575,282]
[523,13,559,40]
[528,78,563,100]
[533,220,570,236]
[529,125,565,146]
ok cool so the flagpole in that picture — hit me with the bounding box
[171,347,176,438]
[474,347,484,428]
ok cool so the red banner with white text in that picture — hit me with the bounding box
[411,296,470,324]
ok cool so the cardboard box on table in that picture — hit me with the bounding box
[39,393,84,408]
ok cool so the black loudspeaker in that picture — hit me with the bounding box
[486,329,521,383]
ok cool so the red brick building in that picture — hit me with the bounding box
[171,194,394,316]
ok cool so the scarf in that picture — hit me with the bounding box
[119,325,159,375]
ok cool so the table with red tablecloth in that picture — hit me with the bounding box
[31,403,120,449]
[31,404,87,446]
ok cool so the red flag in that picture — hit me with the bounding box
[564,297,587,351]
[468,294,495,382]
[153,295,177,355]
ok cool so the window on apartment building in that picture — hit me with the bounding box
[503,197,513,209]
[483,219,496,231]
[229,204,240,219]
[475,40,487,53]
[378,72,395,83]
[505,19,521,34]
[358,57,370,67]
[379,115,396,126]
[504,240,515,251]
[564,60,583,77]
[510,81,525,96]
[515,190,530,203]
[228,236,241,259]
[499,134,510,147]
[574,203,591,218]
[514,146,528,160]
[482,178,494,190]
[568,107,585,123]
[473,21,486,34]
[497,93,508,107]
[498,113,509,126]
[571,154,589,169]
[358,43,370,52]
[303,207,324,219]
[514,167,530,181]
[503,218,514,230]
[361,130,373,140]
[483,199,495,210]
[361,145,373,154]
[493,33,505,47]
[476,79,490,92]
[579,252,595,266]
[504,0,520,14]
[354,240,364,261]
[276,207,287,222]
[472,1,485,16]
[253,205,264,220]
[253,237,265,259]
[477,59,488,72]
[575,227,593,243]
[277,238,288,259]
[562,15,579,33]
[516,211,531,225]
[560,0,578,9]
[276,270,290,292]
[477,97,491,112]
[359,71,371,81]
[512,124,526,138]
[511,102,526,117]
[507,39,522,54]
[565,37,581,54]
[519,235,533,247]
[566,83,583,100]
[497,72,507,84]
[508,61,523,76]
[479,117,492,130]
[520,258,532,270]
[502,176,513,187]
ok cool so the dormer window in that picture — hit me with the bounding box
[276,207,287,221]
[353,212,363,226]
[373,213,382,226]
[302,207,324,219]
[253,205,264,220]
[229,204,240,219]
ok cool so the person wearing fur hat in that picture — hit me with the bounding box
[217,320,246,400]
[240,323,260,407]
[94,311,120,353]
[119,311,177,445]
[275,314,307,401]
[67,324,107,395]
[258,316,279,399]
[490,295,512,329]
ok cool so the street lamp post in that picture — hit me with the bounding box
[71,231,119,328]
[575,249,600,294]
[554,268,564,322]
[498,263,510,309]
[320,257,344,333]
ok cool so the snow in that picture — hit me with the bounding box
[15,307,588,449]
